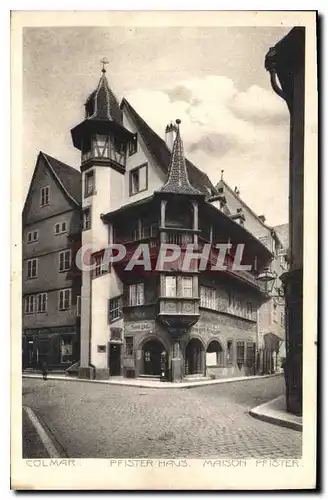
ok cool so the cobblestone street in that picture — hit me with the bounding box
[22,375,302,459]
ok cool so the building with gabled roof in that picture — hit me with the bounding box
[22,151,81,370]
[67,66,285,382]
[23,63,288,380]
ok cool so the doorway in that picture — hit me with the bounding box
[142,339,166,376]
[185,338,204,375]
[109,343,121,376]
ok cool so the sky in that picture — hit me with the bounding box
[23,26,291,226]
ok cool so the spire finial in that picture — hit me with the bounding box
[176,118,181,128]
[100,57,109,73]
[221,169,224,180]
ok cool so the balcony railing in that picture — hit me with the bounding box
[163,231,194,247]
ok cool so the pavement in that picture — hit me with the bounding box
[249,395,302,432]
[22,374,302,459]
[22,371,283,389]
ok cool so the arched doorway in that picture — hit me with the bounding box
[185,338,204,375]
[142,339,166,376]
[206,340,224,367]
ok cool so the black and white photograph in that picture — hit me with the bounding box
[11,10,317,490]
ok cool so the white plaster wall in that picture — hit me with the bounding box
[90,273,111,368]
[121,111,166,206]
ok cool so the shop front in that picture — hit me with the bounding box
[22,326,80,370]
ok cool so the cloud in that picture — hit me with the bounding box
[188,132,245,157]
[228,84,288,124]
[125,75,289,225]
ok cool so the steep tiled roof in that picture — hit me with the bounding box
[85,71,123,124]
[121,98,216,196]
[41,152,81,205]
[158,121,203,196]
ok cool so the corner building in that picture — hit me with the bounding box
[71,67,286,382]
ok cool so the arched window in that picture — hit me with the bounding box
[206,340,224,367]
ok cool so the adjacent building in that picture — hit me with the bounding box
[22,152,82,369]
[265,27,305,415]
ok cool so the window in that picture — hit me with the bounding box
[113,137,126,155]
[60,339,73,363]
[200,286,216,309]
[129,164,148,196]
[246,342,256,368]
[25,295,35,314]
[227,340,233,364]
[92,251,109,278]
[59,250,71,272]
[165,276,177,297]
[82,208,91,231]
[128,134,138,156]
[77,295,81,317]
[54,222,67,235]
[237,341,245,367]
[128,283,144,306]
[108,296,122,323]
[84,170,95,197]
[206,341,224,367]
[58,289,71,311]
[27,259,38,279]
[40,186,50,207]
[37,293,47,313]
[125,336,134,356]
[182,277,193,297]
[27,230,38,243]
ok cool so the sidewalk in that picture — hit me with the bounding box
[23,371,282,389]
[249,395,302,431]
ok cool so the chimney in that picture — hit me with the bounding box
[165,122,178,150]
[259,215,266,223]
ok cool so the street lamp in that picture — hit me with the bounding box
[257,268,285,305]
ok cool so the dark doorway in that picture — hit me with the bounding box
[109,344,121,376]
[185,338,204,375]
[143,340,165,376]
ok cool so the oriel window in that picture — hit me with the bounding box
[165,276,177,297]
[182,277,193,298]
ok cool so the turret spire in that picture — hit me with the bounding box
[100,57,109,73]
[84,60,122,123]
[158,120,203,196]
